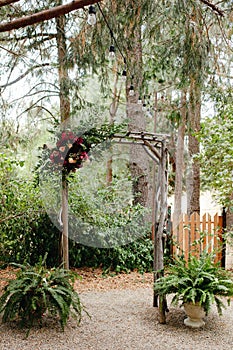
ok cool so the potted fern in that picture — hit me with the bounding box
[0,255,87,336]
[154,252,233,328]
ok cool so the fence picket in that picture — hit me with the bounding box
[172,212,223,265]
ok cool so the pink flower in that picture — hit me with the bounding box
[59,146,66,153]
[67,131,75,140]
[80,152,88,160]
[61,131,68,140]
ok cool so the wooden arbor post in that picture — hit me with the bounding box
[61,177,69,270]
[153,140,169,323]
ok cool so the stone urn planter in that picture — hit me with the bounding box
[183,302,205,328]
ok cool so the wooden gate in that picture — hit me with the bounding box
[172,212,223,264]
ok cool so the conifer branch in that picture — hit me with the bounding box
[0,63,50,88]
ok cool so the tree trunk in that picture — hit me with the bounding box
[187,79,201,216]
[56,11,70,268]
[126,4,152,210]
[106,72,119,185]
[173,90,187,234]
[151,91,158,240]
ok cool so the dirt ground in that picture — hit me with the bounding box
[0,266,154,293]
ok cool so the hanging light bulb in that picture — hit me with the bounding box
[121,69,127,81]
[137,96,142,104]
[142,103,147,111]
[109,45,115,61]
[87,5,96,26]
[129,85,134,96]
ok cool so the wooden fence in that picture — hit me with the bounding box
[172,212,223,264]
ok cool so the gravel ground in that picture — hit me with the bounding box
[1,285,233,350]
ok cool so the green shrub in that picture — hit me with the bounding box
[69,233,154,273]
[0,153,156,272]
[0,256,87,337]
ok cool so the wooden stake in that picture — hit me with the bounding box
[62,179,69,269]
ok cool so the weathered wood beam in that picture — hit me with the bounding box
[0,0,102,32]
[143,140,161,160]
[0,0,19,7]
[0,0,19,6]
[199,0,224,16]
[143,145,159,164]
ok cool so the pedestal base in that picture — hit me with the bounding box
[183,303,205,328]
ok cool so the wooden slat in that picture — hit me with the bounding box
[183,214,189,261]
[178,214,184,254]
[195,212,201,256]
[217,215,223,263]
[190,213,196,253]
[172,212,223,265]
[202,213,207,252]
[207,213,212,254]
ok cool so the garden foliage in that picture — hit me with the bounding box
[0,255,86,336]
[0,152,154,273]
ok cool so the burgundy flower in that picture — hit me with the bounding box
[75,137,83,145]
[53,150,60,157]
[56,140,62,147]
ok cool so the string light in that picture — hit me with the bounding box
[137,96,142,104]
[109,45,115,61]
[97,3,128,73]
[129,85,134,96]
[121,69,127,81]
[87,5,96,26]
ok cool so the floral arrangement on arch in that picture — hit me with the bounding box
[48,130,91,174]
[39,123,125,176]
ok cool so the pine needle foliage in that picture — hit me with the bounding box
[154,252,233,315]
[0,255,86,336]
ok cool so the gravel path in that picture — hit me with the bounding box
[1,287,233,350]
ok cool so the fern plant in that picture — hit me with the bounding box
[154,252,233,315]
[0,256,87,336]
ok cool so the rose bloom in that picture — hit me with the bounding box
[80,152,88,160]
[67,131,75,140]
[53,150,60,157]
[75,137,83,145]
[61,132,67,140]
[56,140,62,147]
[68,158,77,164]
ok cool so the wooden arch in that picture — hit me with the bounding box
[113,131,169,322]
